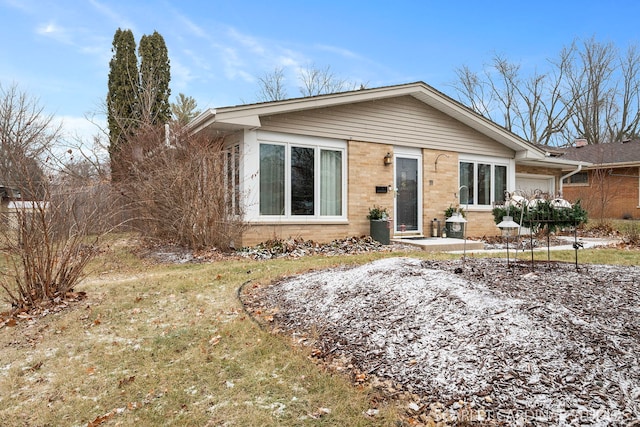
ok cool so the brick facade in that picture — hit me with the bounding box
[562,167,640,220]
[240,142,503,246]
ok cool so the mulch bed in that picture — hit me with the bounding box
[242,257,640,426]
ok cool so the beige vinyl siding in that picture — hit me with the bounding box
[260,95,514,158]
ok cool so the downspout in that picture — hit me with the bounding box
[559,164,582,197]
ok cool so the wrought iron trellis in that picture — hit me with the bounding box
[497,194,584,272]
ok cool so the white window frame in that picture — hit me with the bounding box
[459,154,513,210]
[223,143,241,216]
[562,171,589,186]
[255,131,347,222]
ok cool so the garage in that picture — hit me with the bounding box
[515,173,555,197]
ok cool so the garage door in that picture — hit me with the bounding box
[515,175,555,197]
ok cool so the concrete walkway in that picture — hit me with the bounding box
[392,236,620,253]
[391,237,484,252]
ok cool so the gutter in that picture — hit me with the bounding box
[559,164,583,197]
[186,108,217,134]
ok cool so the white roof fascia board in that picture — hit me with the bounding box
[188,108,262,134]
[215,115,261,128]
[517,157,591,169]
[188,108,216,134]
[573,161,640,169]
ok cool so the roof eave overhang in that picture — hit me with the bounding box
[576,161,640,169]
[188,108,262,135]
[516,155,592,169]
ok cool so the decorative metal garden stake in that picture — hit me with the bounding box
[497,215,520,268]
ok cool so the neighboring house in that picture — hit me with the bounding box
[190,82,584,246]
[552,139,640,220]
[0,186,21,202]
[0,185,21,218]
[0,186,23,232]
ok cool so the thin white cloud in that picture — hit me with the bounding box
[36,21,73,44]
[315,44,363,60]
[2,0,33,13]
[227,27,266,56]
[37,22,58,34]
[54,114,107,154]
[88,0,135,31]
[278,48,308,71]
[171,58,197,92]
[182,48,211,72]
[176,13,207,39]
[219,46,255,83]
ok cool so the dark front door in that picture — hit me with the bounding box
[395,157,419,233]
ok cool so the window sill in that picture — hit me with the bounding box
[250,218,349,225]
[462,205,495,212]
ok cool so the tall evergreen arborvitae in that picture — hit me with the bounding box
[107,28,139,178]
[106,28,171,181]
[138,31,171,125]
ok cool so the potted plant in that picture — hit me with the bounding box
[444,205,465,220]
[367,205,389,221]
[367,205,390,245]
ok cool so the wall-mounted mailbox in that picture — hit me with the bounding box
[375,186,388,193]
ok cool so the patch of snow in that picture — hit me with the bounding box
[256,257,640,426]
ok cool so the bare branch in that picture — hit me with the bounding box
[257,67,288,101]
[298,63,357,97]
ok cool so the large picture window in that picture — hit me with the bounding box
[459,161,508,206]
[259,139,345,218]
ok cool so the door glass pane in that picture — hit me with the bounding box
[494,165,507,203]
[259,144,284,215]
[320,150,342,216]
[460,162,474,205]
[291,146,315,215]
[396,157,418,231]
[477,163,491,205]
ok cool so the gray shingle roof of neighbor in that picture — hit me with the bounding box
[553,139,640,165]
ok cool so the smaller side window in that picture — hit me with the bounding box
[459,160,508,206]
[563,171,588,185]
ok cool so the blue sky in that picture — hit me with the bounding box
[1,0,640,143]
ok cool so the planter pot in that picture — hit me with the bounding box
[370,219,391,245]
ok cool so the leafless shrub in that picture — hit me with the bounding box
[0,83,113,310]
[116,124,247,250]
[620,221,640,246]
[0,156,107,310]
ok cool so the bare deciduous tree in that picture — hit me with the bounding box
[256,64,362,101]
[257,67,288,102]
[452,53,574,146]
[453,65,494,119]
[0,82,60,197]
[565,38,617,145]
[608,44,640,141]
[451,38,640,146]
[298,63,357,97]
